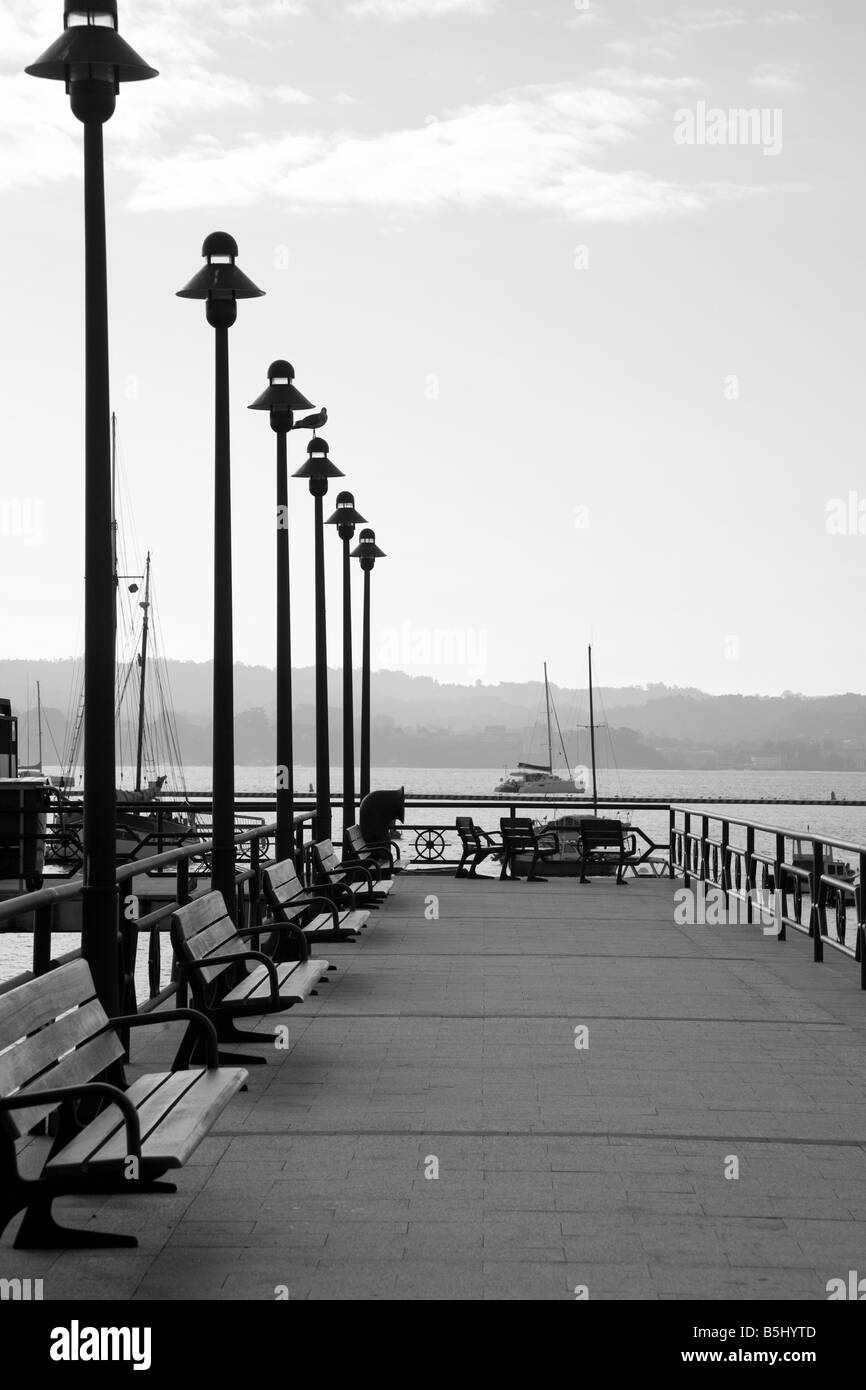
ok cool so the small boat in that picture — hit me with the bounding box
[495,663,585,796]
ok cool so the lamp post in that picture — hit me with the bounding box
[27,2,156,1014]
[292,440,344,842]
[351,529,386,803]
[248,362,315,863]
[177,234,264,918]
[326,493,367,849]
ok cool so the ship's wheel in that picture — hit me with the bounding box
[414,829,446,863]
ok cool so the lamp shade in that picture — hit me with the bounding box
[292,438,344,482]
[326,492,367,527]
[249,360,314,413]
[351,528,386,560]
[177,232,264,301]
[27,3,157,82]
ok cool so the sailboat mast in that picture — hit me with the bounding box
[544,662,553,774]
[588,645,598,814]
[135,552,151,793]
[36,680,43,774]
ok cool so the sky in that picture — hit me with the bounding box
[0,0,863,697]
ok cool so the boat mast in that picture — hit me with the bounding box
[36,680,43,774]
[544,661,553,774]
[135,552,151,793]
[588,644,598,814]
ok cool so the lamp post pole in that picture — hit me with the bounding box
[27,1,156,1013]
[293,440,344,843]
[248,363,315,863]
[177,234,264,918]
[351,529,386,804]
[326,494,367,851]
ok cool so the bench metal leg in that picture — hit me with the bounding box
[13,1195,138,1250]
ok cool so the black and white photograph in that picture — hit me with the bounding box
[0,0,863,1348]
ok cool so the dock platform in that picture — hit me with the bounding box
[5,873,866,1301]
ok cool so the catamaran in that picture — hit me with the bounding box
[494,663,586,796]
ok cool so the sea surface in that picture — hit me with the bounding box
[4,767,866,993]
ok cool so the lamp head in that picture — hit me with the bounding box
[176,232,264,329]
[292,438,344,498]
[326,490,367,540]
[26,2,157,125]
[351,527,386,571]
[248,359,315,434]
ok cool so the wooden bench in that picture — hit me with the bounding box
[263,858,369,945]
[455,817,502,878]
[170,891,330,1067]
[312,839,394,905]
[578,818,637,885]
[0,957,246,1249]
[499,818,560,882]
[345,824,398,878]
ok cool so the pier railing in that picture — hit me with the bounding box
[670,805,866,988]
[0,813,316,1019]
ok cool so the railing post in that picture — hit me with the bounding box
[701,814,709,885]
[775,832,786,941]
[745,826,754,923]
[668,806,675,879]
[174,856,190,1008]
[857,853,866,989]
[811,839,825,958]
[33,901,52,977]
[720,818,729,901]
[117,890,136,1059]
[249,834,261,949]
[683,812,690,889]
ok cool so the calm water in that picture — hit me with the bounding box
[4,767,866,990]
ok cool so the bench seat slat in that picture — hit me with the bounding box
[223,959,329,1006]
[0,998,109,1099]
[45,1066,247,1176]
[0,957,98,1044]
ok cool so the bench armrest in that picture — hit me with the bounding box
[361,839,398,867]
[336,860,375,889]
[239,921,310,963]
[111,1009,220,1071]
[178,951,281,1008]
[322,879,358,910]
[0,1081,142,1158]
[294,895,341,927]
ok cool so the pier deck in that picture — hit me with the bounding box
[5,873,866,1301]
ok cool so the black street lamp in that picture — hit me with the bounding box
[326,493,367,849]
[351,529,386,803]
[27,2,156,1014]
[248,362,315,863]
[177,233,264,917]
[292,439,344,842]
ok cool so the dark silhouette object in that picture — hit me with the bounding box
[263,856,368,947]
[578,818,636,886]
[455,816,503,878]
[326,492,367,853]
[0,958,245,1249]
[170,892,329,1069]
[177,233,264,918]
[293,440,344,841]
[295,407,328,434]
[352,529,386,800]
[499,817,560,882]
[249,361,315,862]
[26,2,157,1016]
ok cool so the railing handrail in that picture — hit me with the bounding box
[671,804,866,857]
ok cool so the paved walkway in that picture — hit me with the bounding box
[5,872,866,1300]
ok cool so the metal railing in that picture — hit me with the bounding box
[669,805,866,988]
[0,811,316,1016]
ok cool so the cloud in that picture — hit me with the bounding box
[346,0,493,16]
[119,82,759,223]
[750,63,801,91]
[592,67,699,92]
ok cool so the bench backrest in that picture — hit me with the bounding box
[500,817,539,853]
[313,840,342,880]
[345,826,366,856]
[170,891,245,986]
[579,818,625,848]
[456,816,477,849]
[0,958,124,1138]
[263,858,305,913]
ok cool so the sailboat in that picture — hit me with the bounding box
[48,416,196,866]
[494,663,586,795]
